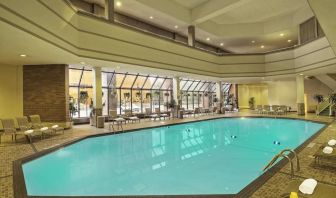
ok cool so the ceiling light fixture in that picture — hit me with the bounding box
[260,45,265,48]
[220,43,224,46]
[206,37,210,41]
[149,16,154,19]
[251,40,255,43]
[80,61,85,64]
[174,25,178,29]
[116,1,122,7]
[20,54,27,57]
[299,73,303,76]
[280,33,284,37]
[287,39,292,43]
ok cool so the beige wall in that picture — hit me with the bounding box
[304,77,332,112]
[0,64,23,119]
[267,80,297,111]
[238,84,268,109]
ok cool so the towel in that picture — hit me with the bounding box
[40,127,49,131]
[323,146,333,154]
[299,178,317,194]
[328,139,336,146]
[52,125,59,129]
[24,130,34,134]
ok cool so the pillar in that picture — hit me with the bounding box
[215,82,223,113]
[93,67,103,116]
[173,76,181,105]
[105,0,114,22]
[296,75,305,115]
[188,25,195,47]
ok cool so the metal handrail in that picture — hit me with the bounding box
[279,149,300,171]
[263,149,299,178]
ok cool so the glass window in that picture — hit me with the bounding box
[195,82,205,91]
[102,72,114,87]
[181,81,193,91]
[80,70,93,87]
[161,79,172,90]
[152,78,165,89]
[200,82,210,91]
[122,74,137,88]
[120,89,131,114]
[116,74,126,88]
[189,81,200,91]
[69,87,79,118]
[142,90,152,113]
[133,76,147,89]
[180,80,187,90]
[78,88,93,117]
[69,69,82,86]
[143,76,157,89]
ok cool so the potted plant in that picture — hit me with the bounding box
[79,90,89,104]
[146,93,152,99]
[313,94,324,104]
[69,96,77,120]
[329,93,336,116]
[249,97,255,110]
[123,92,130,99]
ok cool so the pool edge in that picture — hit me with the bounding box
[13,116,330,198]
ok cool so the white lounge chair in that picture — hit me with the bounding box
[155,108,170,120]
[145,108,159,120]
[109,110,125,131]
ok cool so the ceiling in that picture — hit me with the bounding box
[83,0,314,53]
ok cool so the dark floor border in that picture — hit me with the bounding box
[13,116,330,198]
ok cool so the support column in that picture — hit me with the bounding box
[188,25,195,47]
[215,81,223,113]
[296,75,305,115]
[105,0,114,22]
[173,76,181,118]
[93,67,103,116]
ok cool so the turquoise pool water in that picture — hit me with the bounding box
[23,118,324,196]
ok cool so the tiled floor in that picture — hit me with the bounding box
[1,111,335,198]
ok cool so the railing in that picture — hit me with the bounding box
[316,97,330,115]
[263,149,300,178]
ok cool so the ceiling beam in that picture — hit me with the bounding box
[191,0,252,24]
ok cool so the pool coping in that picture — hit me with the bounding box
[13,116,330,198]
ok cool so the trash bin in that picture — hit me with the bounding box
[97,116,105,128]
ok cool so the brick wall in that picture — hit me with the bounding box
[23,65,69,122]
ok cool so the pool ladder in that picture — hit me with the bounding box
[263,149,300,178]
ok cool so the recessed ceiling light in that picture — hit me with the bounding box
[116,1,122,7]
[251,40,255,43]
[280,33,284,37]
[149,16,154,19]
[206,37,210,41]
[220,43,224,46]
[20,54,27,57]
[174,25,178,29]
[80,61,85,64]
[299,73,303,76]
[287,39,292,43]
[260,45,265,48]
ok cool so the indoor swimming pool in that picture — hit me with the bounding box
[22,117,325,196]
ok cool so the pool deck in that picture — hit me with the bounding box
[1,111,335,198]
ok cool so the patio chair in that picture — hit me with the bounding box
[278,105,287,115]
[1,118,25,142]
[256,105,263,114]
[28,115,57,138]
[145,108,159,120]
[262,105,271,114]
[28,115,51,128]
[108,110,125,131]
[155,108,170,120]
[16,116,42,142]
[192,107,200,117]
[314,145,336,166]
[280,179,336,198]
[124,109,140,123]
[271,105,279,114]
